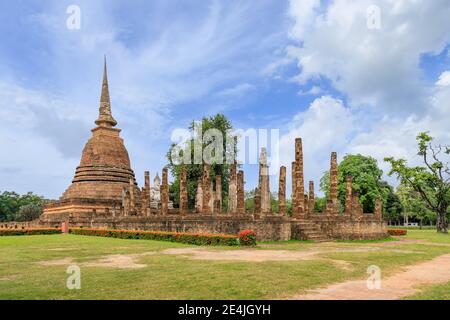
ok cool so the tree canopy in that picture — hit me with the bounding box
[166,114,237,209]
[385,132,450,233]
[0,191,46,222]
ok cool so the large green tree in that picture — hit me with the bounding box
[396,182,435,228]
[0,191,46,222]
[320,154,392,213]
[167,114,237,210]
[380,182,403,225]
[385,132,449,233]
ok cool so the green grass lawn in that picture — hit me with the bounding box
[0,230,448,300]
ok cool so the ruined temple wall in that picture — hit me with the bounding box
[2,213,387,241]
[33,214,292,241]
[297,215,388,240]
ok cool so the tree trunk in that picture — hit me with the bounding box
[436,211,448,233]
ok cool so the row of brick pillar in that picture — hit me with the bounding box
[281,138,382,217]
[192,163,245,215]
[122,137,383,218]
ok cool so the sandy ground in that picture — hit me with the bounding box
[37,253,155,269]
[160,246,418,262]
[83,253,155,269]
[0,275,18,281]
[290,253,450,300]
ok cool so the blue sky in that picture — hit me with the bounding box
[0,0,449,199]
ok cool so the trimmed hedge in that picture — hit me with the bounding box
[0,228,61,236]
[70,228,240,246]
[238,230,257,246]
[388,229,408,236]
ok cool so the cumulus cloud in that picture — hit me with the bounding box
[278,85,450,194]
[274,0,450,192]
[277,96,354,194]
[286,0,450,113]
[436,70,450,87]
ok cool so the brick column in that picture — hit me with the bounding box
[180,166,188,215]
[161,168,169,215]
[214,175,222,213]
[278,166,286,215]
[375,198,382,220]
[258,148,271,214]
[144,171,150,190]
[352,193,364,218]
[295,138,305,215]
[291,161,297,215]
[62,220,69,234]
[202,164,212,214]
[195,177,203,213]
[327,152,339,214]
[237,170,245,215]
[308,181,315,214]
[228,161,237,214]
[254,188,261,213]
[143,171,151,216]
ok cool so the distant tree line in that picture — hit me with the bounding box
[0,191,47,222]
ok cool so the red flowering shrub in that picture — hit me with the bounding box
[238,230,257,246]
[69,228,239,246]
[0,228,61,236]
[388,229,407,236]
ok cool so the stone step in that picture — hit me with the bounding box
[305,234,328,239]
[304,234,323,238]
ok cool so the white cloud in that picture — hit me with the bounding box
[217,83,256,98]
[436,70,450,87]
[288,0,321,39]
[286,0,450,114]
[274,0,450,192]
[278,85,450,194]
[0,81,80,197]
[278,96,354,194]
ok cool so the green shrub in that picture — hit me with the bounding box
[69,228,239,246]
[0,228,61,236]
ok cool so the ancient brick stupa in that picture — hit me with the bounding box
[43,58,137,217]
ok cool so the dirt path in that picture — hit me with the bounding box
[290,253,450,300]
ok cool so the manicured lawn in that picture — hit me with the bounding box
[400,229,450,244]
[0,230,448,299]
[405,281,450,300]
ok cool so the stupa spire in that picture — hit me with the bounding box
[95,56,117,128]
